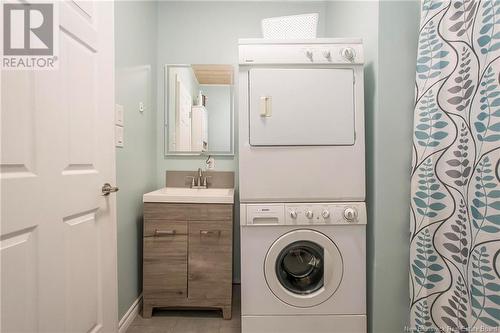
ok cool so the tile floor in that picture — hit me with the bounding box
[127,286,241,333]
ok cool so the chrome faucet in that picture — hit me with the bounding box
[197,168,204,188]
[188,168,208,189]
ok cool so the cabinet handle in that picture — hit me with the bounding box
[200,230,221,237]
[154,229,176,236]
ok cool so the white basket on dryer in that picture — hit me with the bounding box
[261,13,319,39]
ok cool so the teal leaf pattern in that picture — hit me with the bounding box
[415,90,449,154]
[477,0,500,54]
[413,228,445,293]
[475,66,500,147]
[411,1,500,332]
[416,19,450,89]
[470,246,500,327]
[422,0,443,13]
[414,299,436,332]
[471,157,500,236]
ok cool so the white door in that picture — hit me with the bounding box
[1,1,118,332]
[175,76,192,151]
[249,68,355,146]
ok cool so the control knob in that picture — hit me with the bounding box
[305,210,314,219]
[322,50,331,60]
[305,50,313,61]
[344,207,358,222]
[289,210,298,219]
[321,209,330,219]
[341,47,355,62]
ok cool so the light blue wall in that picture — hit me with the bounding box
[327,1,420,332]
[327,2,420,332]
[373,2,420,332]
[326,1,419,333]
[115,1,158,319]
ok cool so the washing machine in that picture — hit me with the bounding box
[240,202,366,333]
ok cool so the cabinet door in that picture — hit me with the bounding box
[188,221,232,300]
[143,220,187,299]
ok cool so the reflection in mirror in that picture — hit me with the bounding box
[165,64,234,155]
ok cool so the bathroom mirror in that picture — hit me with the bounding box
[164,64,234,156]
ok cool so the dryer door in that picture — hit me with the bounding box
[264,229,343,308]
[249,68,355,146]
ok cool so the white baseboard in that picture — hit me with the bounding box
[118,294,142,333]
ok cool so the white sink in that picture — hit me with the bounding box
[143,187,234,204]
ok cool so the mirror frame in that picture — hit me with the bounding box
[164,64,235,157]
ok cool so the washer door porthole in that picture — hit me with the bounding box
[264,229,343,308]
[276,240,324,295]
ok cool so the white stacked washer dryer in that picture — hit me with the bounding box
[238,38,366,333]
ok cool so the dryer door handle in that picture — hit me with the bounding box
[260,96,272,117]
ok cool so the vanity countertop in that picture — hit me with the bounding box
[143,187,234,204]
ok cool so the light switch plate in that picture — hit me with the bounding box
[139,102,144,113]
[115,125,124,148]
[115,104,124,126]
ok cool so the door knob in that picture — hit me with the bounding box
[102,183,119,196]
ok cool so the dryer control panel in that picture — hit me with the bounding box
[241,202,366,226]
[239,44,364,65]
[238,38,364,65]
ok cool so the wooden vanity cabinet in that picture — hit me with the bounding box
[143,220,188,300]
[142,203,233,319]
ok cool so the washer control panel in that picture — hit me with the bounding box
[285,203,364,225]
[242,202,366,226]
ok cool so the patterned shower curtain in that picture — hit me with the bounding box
[409,0,500,332]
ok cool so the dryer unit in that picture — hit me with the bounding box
[238,38,365,202]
